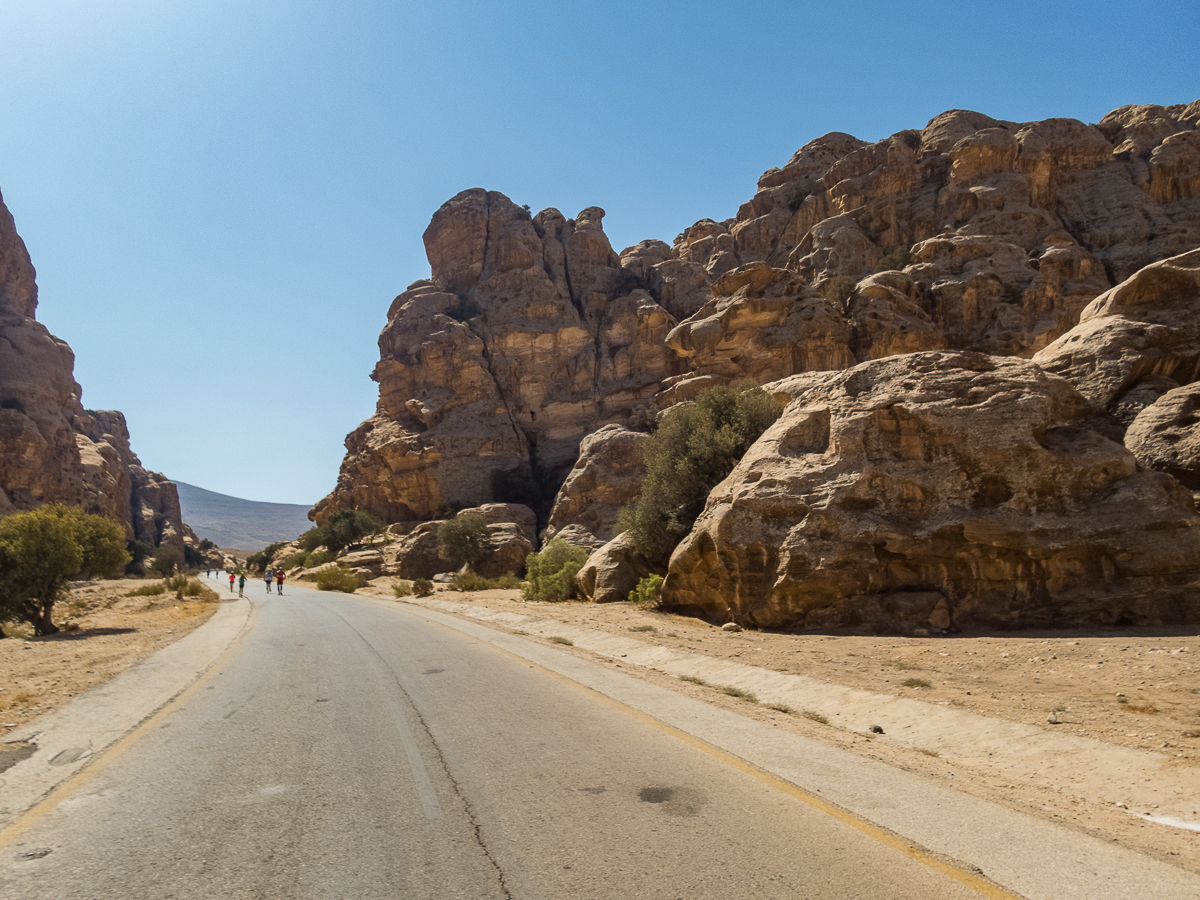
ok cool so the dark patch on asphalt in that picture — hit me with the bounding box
[49,747,90,766]
[15,847,52,861]
[638,786,706,816]
[422,668,446,675]
[0,740,36,773]
[577,786,607,794]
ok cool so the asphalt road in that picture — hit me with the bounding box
[0,581,997,899]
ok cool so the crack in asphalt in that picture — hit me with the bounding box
[321,603,514,900]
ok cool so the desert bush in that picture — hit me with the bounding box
[314,565,364,593]
[302,511,383,555]
[873,244,911,273]
[627,404,659,434]
[0,504,130,635]
[127,582,167,597]
[391,580,414,598]
[449,567,492,592]
[438,513,491,571]
[246,542,286,573]
[617,382,782,567]
[281,551,309,569]
[493,573,522,590]
[820,275,857,309]
[149,547,180,577]
[412,578,434,597]
[629,574,663,608]
[520,538,589,602]
[124,540,154,575]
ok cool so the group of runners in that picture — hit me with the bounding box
[208,568,285,597]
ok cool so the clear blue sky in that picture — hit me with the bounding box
[1,1,1196,505]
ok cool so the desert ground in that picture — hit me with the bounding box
[5,575,1196,872]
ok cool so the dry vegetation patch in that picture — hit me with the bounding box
[1,577,220,734]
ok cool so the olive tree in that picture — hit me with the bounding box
[0,504,130,636]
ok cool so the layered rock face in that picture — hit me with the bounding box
[314,190,681,525]
[0,187,190,558]
[321,102,1199,538]
[662,353,1200,631]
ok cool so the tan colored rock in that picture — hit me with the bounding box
[317,190,680,526]
[662,352,1200,631]
[1033,248,1200,416]
[547,425,646,549]
[577,532,653,604]
[1124,383,1200,489]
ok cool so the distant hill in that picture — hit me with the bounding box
[176,482,313,551]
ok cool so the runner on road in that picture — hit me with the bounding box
[228,572,235,592]
[264,569,273,593]
[275,568,284,595]
[237,573,245,597]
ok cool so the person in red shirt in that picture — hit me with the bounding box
[275,568,285,595]
[228,572,235,592]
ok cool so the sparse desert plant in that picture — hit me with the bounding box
[391,580,414,598]
[314,565,365,594]
[917,747,941,758]
[679,674,707,685]
[721,685,758,702]
[902,677,932,689]
[449,567,492,592]
[1126,700,1159,715]
[629,574,664,608]
[767,703,796,715]
[1183,729,1200,739]
[873,244,912,274]
[127,582,167,597]
[412,578,434,597]
[493,573,522,590]
[819,275,857,309]
[893,661,921,671]
[548,636,573,646]
[801,709,829,724]
[628,624,656,633]
[617,382,782,567]
[520,538,589,602]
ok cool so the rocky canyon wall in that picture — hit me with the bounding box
[0,187,191,561]
[321,101,1200,629]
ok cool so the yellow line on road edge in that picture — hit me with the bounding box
[478,634,1027,900]
[0,599,256,853]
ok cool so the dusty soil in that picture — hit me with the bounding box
[0,577,220,736]
[364,581,1200,874]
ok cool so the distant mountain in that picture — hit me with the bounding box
[176,482,313,551]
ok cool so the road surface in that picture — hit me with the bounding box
[3,580,1019,898]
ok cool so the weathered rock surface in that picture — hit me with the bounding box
[577,532,653,604]
[1124,382,1200,489]
[376,503,536,579]
[314,190,681,526]
[0,186,189,558]
[662,352,1200,631]
[546,425,646,550]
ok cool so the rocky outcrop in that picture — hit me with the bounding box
[577,532,653,604]
[313,190,682,527]
[377,503,536,579]
[546,425,646,551]
[0,186,189,557]
[661,352,1200,631]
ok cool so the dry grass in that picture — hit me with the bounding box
[1126,700,1159,715]
[801,709,829,725]
[917,747,941,758]
[679,674,707,685]
[628,625,656,633]
[766,703,795,715]
[902,677,932,689]
[721,685,758,702]
[548,636,573,646]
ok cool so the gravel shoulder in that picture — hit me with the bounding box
[362,580,1200,875]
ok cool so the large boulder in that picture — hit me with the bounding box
[662,352,1200,631]
[577,533,653,604]
[547,425,646,550]
[1124,382,1200,489]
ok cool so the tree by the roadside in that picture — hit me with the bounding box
[299,510,384,555]
[520,538,589,602]
[0,505,131,636]
[617,382,783,568]
[438,513,491,571]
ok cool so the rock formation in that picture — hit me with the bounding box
[0,187,190,560]
[319,100,1200,630]
[661,352,1200,631]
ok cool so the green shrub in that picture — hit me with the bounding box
[246,542,286,573]
[281,551,310,569]
[449,568,492,592]
[314,565,365,593]
[873,244,911,274]
[150,547,180,577]
[521,538,589,602]
[301,511,383,555]
[820,275,857,309]
[127,582,167,597]
[438,513,491,571]
[617,382,782,567]
[493,573,522,590]
[629,574,663,608]
[412,578,434,597]
[391,580,414,598]
[124,540,154,575]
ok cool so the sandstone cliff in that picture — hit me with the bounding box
[320,101,1200,625]
[0,187,190,561]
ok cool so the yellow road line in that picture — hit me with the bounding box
[0,601,256,852]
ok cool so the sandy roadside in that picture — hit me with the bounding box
[361,580,1200,875]
[0,577,221,741]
